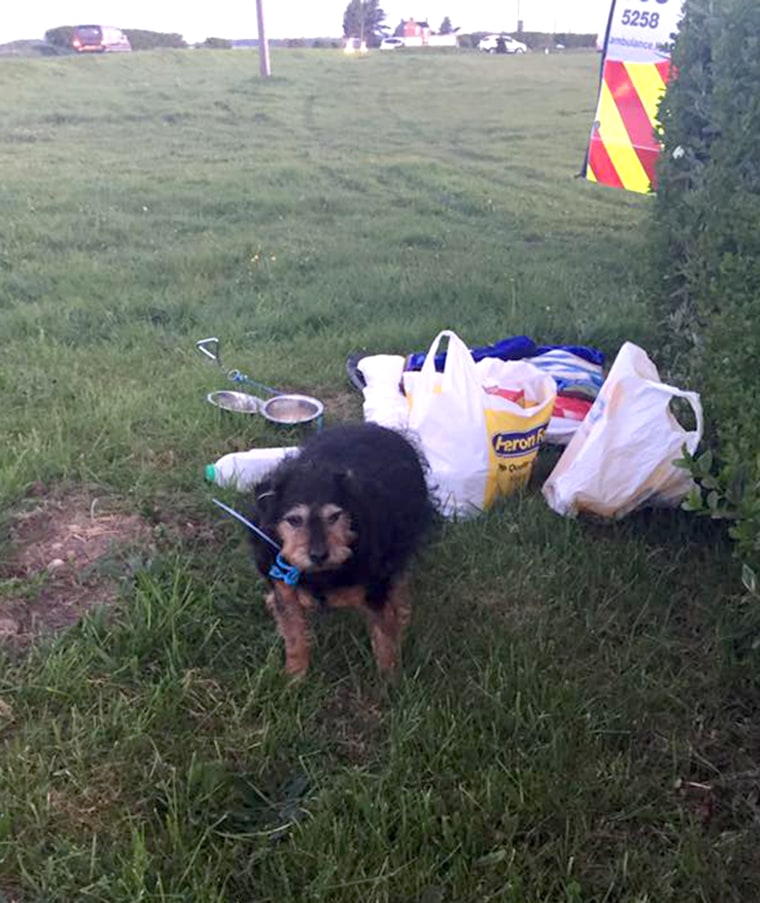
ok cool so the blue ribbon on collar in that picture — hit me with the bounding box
[212,498,301,587]
[269,553,301,587]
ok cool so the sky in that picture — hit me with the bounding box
[1,1,612,46]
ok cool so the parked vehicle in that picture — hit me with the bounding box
[71,25,132,53]
[478,34,527,54]
[379,37,405,50]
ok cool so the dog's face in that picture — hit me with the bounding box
[276,501,355,572]
[256,466,357,574]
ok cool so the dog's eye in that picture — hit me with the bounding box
[325,510,342,525]
[284,514,304,528]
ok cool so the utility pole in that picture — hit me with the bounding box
[256,0,271,78]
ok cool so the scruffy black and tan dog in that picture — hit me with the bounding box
[250,422,434,677]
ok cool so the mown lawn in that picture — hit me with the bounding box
[0,48,757,901]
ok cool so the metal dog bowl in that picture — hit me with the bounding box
[260,394,324,426]
[207,389,323,426]
[207,390,261,414]
[197,337,324,428]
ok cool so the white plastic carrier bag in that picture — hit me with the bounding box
[356,354,409,430]
[542,342,703,519]
[405,330,555,517]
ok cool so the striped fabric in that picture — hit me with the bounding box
[526,349,604,400]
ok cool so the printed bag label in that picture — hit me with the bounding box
[483,406,552,506]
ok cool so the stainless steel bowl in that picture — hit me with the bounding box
[260,394,324,426]
[206,390,323,425]
[207,390,261,414]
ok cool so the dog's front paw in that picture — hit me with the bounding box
[284,655,310,680]
[371,631,400,674]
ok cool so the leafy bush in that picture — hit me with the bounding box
[200,37,232,50]
[653,0,760,584]
[123,29,187,50]
[44,26,74,49]
[518,32,554,51]
[552,33,597,49]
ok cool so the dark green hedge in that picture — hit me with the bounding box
[44,26,73,48]
[653,0,760,586]
[123,29,187,50]
[199,37,232,50]
[465,31,597,51]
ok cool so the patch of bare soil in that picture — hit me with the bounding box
[319,682,386,764]
[0,884,23,903]
[0,485,157,644]
[320,389,364,422]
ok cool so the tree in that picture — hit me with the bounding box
[342,0,387,47]
[439,16,453,35]
[44,26,73,48]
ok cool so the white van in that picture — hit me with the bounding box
[71,25,132,54]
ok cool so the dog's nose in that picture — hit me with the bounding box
[309,549,329,566]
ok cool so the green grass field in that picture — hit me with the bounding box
[0,48,757,901]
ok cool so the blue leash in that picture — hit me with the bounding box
[212,498,301,587]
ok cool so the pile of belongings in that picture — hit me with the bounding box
[347,334,605,445]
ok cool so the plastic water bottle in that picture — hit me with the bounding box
[204,447,298,491]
